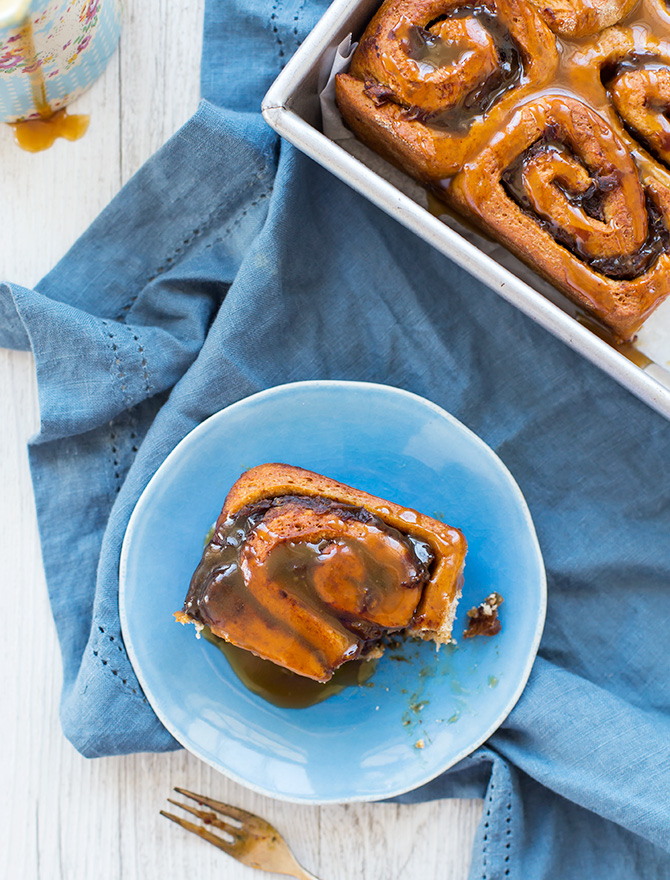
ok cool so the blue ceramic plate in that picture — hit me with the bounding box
[120,381,545,804]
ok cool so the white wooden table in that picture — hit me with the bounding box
[0,2,482,877]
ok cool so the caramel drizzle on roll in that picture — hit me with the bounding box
[499,102,668,280]
[337,0,670,340]
[608,63,670,167]
[450,95,670,339]
[178,464,467,682]
[336,0,558,179]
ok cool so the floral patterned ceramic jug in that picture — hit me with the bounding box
[0,0,121,124]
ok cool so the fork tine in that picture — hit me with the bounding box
[160,811,238,855]
[173,788,262,825]
[166,798,242,838]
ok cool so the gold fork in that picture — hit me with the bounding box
[161,788,321,880]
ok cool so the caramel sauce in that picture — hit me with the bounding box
[182,495,434,686]
[10,108,90,152]
[517,1,670,115]
[202,626,378,708]
[381,7,523,132]
[7,18,89,152]
[345,0,670,334]
[425,8,523,131]
[501,136,669,277]
[577,313,655,365]
[425,187,499,240]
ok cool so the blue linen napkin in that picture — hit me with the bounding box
[2,0,670,877]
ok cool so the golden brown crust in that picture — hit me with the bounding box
[221,463,467,641]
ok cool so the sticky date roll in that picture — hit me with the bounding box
[177,464,467,682]
[578,27,670,169]
[609,66,670,166]
[449,96,670,340]
[335,0,558,180]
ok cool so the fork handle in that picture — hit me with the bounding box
[294,867,321,880]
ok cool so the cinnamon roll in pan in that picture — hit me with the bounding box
[336,0,558,179]
[336,0,670,340]
[177,464,467,682]
[450,96,670,340]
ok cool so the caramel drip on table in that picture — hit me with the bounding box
[8,17,89,152]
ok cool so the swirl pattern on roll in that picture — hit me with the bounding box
[336,0,670,339]
[335,0,558,179]
[449,96,670,338]
[178,464,467,681]
[575,26,670,170]
[609,65,670,165]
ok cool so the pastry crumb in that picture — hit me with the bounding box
[463,592,504,639]
[414,739,425,749]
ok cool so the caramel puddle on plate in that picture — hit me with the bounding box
[8,17,89,152]
[202,626,378,709]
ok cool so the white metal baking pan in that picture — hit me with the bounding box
[261,0,670,420]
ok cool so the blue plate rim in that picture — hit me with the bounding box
[119,379,546,804]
